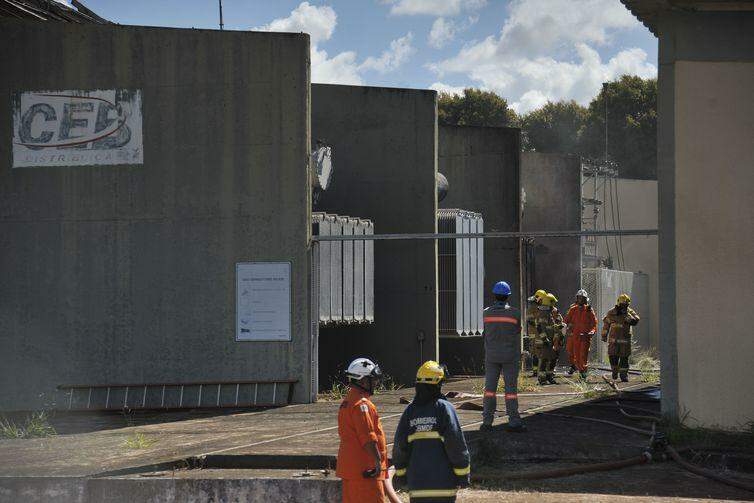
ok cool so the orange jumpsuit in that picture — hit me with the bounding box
[337,386,388,503]
[564,303,598,372]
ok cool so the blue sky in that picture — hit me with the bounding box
[81,0,657,113]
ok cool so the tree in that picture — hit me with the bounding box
[519,100,587,153]
[579,75,657,179]
[438,88,518,128]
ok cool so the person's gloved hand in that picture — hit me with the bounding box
[628,318,639,326]
[456,474,470,488]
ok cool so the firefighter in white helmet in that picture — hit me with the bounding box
[337,358,388,503]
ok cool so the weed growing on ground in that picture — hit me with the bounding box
[318,380,349,401]
[471,372,538,395]
[562,377,613,400]
[123,432,157,449]
[630,344,661,383]
[0,412,56,439]
[376,373,404,394]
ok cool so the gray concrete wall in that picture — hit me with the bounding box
[438,125,521,375]
[0,21,313,409]
[312,84,437,386]
[583,179,658,351]
[521,152,581,323]
[656,11,754,429]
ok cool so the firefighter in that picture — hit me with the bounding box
[564,289,598,380]
[526,289,547,377]
[601,294,641,382]
[480,281,526,432]
[535,293,564,385]
[336,357,388,503]
[549,297,565,376]
[393,361,471,502]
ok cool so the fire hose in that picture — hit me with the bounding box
[471,380,754,492]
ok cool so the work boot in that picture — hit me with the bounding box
[479,423,493,433]
[579,370,588,380]
[547,374,557,385]
[504,421,527,433]
[612,371,618,380]
[567,365,576,376]
[620,372,629,383]
[538,376,547,385]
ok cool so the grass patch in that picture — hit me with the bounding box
[660,411,754,451]
[123,431,158,449]
[318,380,349,401]
[0,412,56,439]
[472,372,538,395]
[631,345,661,384]
[562,377,613,400]
[319,373,404,401]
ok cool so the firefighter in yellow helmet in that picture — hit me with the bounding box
[534,293,565,385]
[601,294,641,382]
[526,289,547,377]
[392,361,471,502]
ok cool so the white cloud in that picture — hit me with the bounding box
[428,0,656,112]
[255,1,336,44]
[383,0,487,17]
[360,33,415,73]
[428,15,478,49]
[256,2,414,85]
[428,18,454,48]
[429,82,465,95]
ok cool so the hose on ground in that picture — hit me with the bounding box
[600,376,754,494]
[472,453,652,482]
[666,444,754,494]
[542,412,655,436]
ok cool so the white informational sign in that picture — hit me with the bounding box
[12,89,143,168]
[236,262,292,342]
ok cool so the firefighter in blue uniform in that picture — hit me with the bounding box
[392,361,470,502]
[480,281,526,432]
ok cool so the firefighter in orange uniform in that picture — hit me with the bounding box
[564,289,598,380]
[337,357,388,503]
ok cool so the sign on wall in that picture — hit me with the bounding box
[12,89,143,168]
[236,262,292,342]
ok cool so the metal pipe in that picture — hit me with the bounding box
[313,229,658,242]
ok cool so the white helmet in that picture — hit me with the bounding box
[576,289,589,301]
[346,358,382,381]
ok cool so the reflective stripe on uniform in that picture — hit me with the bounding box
[394,467,407,476]
[484,316,518,324]
[409,489,458,498]
[407,431,444,443]
[504,392,517,400]
[483,390,496,397]
[453,465,470,476]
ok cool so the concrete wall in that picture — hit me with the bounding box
[521,152,581,330]
[438,125,521,374]
[312,84,437,386]
[0,21,313,409]
[583,179,659,351]
[656,11,754,429]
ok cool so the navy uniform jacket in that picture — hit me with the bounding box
[483,301,522,363]
[392,398,470,499]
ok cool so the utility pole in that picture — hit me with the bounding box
[218,0,224,30]
[603,82,608,163]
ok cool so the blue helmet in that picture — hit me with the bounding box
[492,281,511,296]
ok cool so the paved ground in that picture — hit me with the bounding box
[0,372,635,477]
[2,372,754,502]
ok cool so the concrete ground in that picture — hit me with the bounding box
[1,372,753,502]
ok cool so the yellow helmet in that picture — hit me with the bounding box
[617,293,631,305]
[534,289,547,300]
[416,360,445,384]
[541,293,558,307]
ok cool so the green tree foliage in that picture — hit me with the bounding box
[438,88,518,127]
[579,75,657,179]
[437,76,657,179]
[520,100,587,154]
